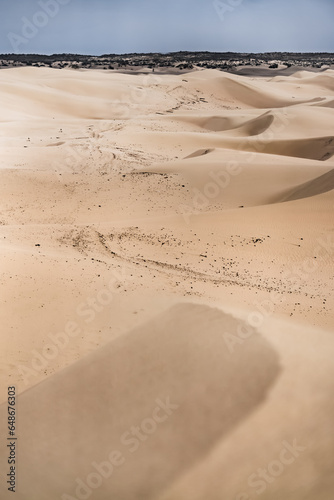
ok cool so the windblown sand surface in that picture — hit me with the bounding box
[0,66,333,499]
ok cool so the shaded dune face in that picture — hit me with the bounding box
[184,148,215,159]
[314,98,334,108]
[277,168,334,202]
[188,112,275,135]
[234,112,275,137]
[241,136,334,161]
[0,304,280,500]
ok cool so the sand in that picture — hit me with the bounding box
[0,66,333,499]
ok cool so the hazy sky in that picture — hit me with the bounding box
[1,0,333,54]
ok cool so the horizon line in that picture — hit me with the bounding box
[1,51,334,58]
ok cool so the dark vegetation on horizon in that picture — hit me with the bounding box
[1,52,333,70]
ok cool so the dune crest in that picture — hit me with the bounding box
[0,304,280,499]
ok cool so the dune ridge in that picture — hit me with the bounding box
[0,303,281,500]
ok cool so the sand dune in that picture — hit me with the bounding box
[0,66,333,499]
[289,71,334,91]
[0,304,281,499]
[279,168,334,202]
[140,149,332,208]
[175,111,275,135]
[315,99,334,108]
[237,135,334,161]
[157,312,334,500]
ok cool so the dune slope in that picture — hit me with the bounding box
[0,66,333,500]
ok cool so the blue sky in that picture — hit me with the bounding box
[1,0,334,55]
